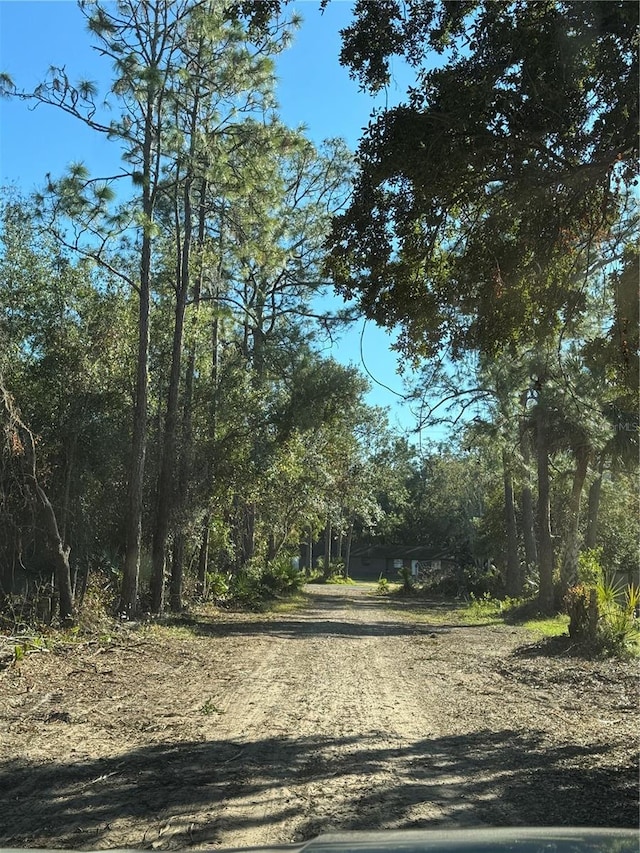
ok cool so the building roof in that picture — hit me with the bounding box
[349,544,455,561]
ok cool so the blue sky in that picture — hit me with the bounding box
[0,0,428,437]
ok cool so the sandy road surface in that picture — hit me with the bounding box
[0,585,637,849]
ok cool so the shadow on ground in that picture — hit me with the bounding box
[0,727,636,848]
[170,593,502,641]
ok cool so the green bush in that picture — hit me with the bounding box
[468,592,521,619]
[418,572,459,597]
[565,573,639,656]
[309,560,351,583]
[463,563,503,598]
[228,566,264,610]
[377,575,390,594]
[565,584,599,642]
[417,562,501,598]
[397,565,414,594]
[205,571,229,600]
[226,556,304,609]
[597,578,640,655]
[261,555,305,595]
[577,548,605,586]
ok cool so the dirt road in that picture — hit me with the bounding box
[0,585,637,849]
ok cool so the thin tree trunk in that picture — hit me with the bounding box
[267,532,278,563]
[197,303,219,576]
[344,522,353,579]
[535,402,554,614]
[60,432,77,544]
[1,378,74,623]
[585,453,606,550]
[118,86,156,618]
[503,450,521,597]
[119,273,149,617]
[35,482,74,625]
[244,302,266,565]
[170,535,184,613]
[150,162,194,612]
[190,180,214,599]
[520,484,537,567]
[197,520,210,597]
[149,274,189,611]
[323,517,331,578]
[560,443,591,592]
[243,502,256,565]
[77,561,90,609]
[518,401,538,569]
[166,102,208,614]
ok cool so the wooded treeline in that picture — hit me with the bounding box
[0,1,378,621]
[0,0,637,624]
[326,0,639,613]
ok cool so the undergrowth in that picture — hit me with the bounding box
[204,555,306,610]
[307,561,355,585]
[564,552,640,657]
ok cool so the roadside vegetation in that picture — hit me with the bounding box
[0,2,637,661]
[379,549,639,658]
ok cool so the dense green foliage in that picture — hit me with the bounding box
[327,0,638,356]
[324,0,638,614]
[0,1,380,621]
[0,0,637,632]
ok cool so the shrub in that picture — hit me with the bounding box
[261,555,305,595]
[397,565,414,594]
[228,566,264,610]
[0,580,55,632]
[596,577,640,655]
[418,571,459,597]
[226,556,304,609]
[419,562,501,599]
[565,576,639,655]
[578,548,604,586]
[463,563,503,598]
[205,571,229,600]
[468,592,521,620]
[310,561,350,583]
[565,584,599,643]
[377,575,390,594]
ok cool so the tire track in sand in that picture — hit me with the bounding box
[209,586,475,848]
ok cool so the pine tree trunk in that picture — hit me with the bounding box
[585,453,605,549]
[150,168,193,613]
[118,87,156,618]
[536,403,555,614]
[119,253,149,617]
[35,482,74,625]
[518,403,538,569]
[503,451,521,597]
[195,187,217,598]
[197,518,210,597]
[323,518,331,578]
[170,535,184,613]
[521,485,537,568]
[149,281,189,611]
[344,523,354,579]
[560,443,591,592]
[307,526,314,572]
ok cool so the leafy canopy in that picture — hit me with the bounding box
[325,1,638,360]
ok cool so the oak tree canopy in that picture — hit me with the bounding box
[325,0,638,360]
